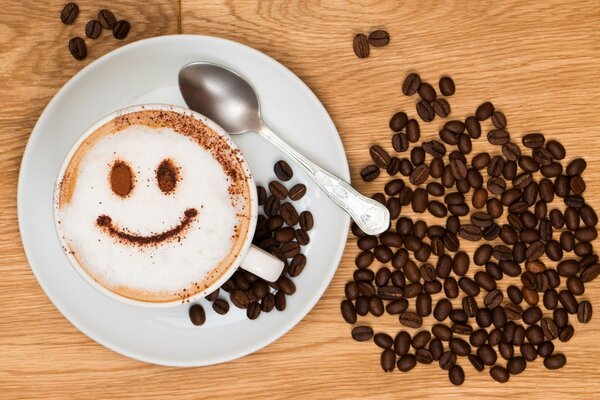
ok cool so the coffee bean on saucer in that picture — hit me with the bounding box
[280,202,299,226]
[439,77,455,96]
[213,298,230,315]
[98,9,116,29]
[189,304,206,326]
[288,184,307,200]
[264,195,280,216]
[274,160,293,181]
[113,20,131,40]
[257,186,267,205]
[402,73,421,96]
[269,181,288,200]
[247,302,261,320]
[85,20,102,39]
[353,34,370,58]
[230,289,250,309]
[205,288,219,301]
[68,37,87,60]
[299,211,314,231]
[61,2,79,24]
[368,30,390,47]
[274,290,286,311]
[280,241,300,258]
[288,254,306,277]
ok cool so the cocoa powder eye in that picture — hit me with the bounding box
[109,160,134,197]
[156,159,179,194]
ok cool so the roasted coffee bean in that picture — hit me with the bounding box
[448,365,464,386]
[230,289,250,309]
[544,354,567,370]
[439,128,459,145]
[275,290,286,311]
[352,325,374,341]
[543,288,559,310]
[444,277,459,299]
[418,82,436,102]
[205,288,220,302]
[567,277,585,295]
[274,160,293,181]
[369,296,385,316]
[452,323,473,336]
[488,129,510,145]
[352,34,370,58]
[450,159,467,180]
[469,329,487,347]
[345,281,359,300]
[492,306,507,328]
[540,317,558,340]
[98,9,116,29]
[380,348,396,372]
[476,102,494,121]
[476,308,493,328]
[525,325,544,345]
[420,263,437,282]
[502,142,521,162]
[459,224,482,241]
[578,301,592,323]
[409,164,429,186]
[433,98,451,118]
[489,365,509,383]
[432,324,453,341]
[189,304,206,325]
[402,73,421,96]
[264,195,280,217]
[424,280,442,294]
[394,331,411,355]
[439,76,455,96]
[257,186,267,206]
[397,354,417,372]
[387,156,401,175]
[449,338,471,356]
[360,164,380,183]
[498,342,514,360]
[537,341,555,358]
[522,286,539,305]
[416,293,432,317]
[411,146,425,166]
[68,37,87,60]
[61,3,79,24]
[416,100,435,122]
[490,111,507,129]
[462,296,478,317]
[386,299,409,314]
[523,306,543,325]
[280,202,299,226]
[274,226,295,243]
[477,344,497,366]
[505,303,523,321]
[483,290,503,309]
[474,245,493,266]
[464,116,481,139]
[340,300,356,323]
[354,269,374,283]
[519,343,537,362]
[211,298,230,315]
[374,267,391,287]
[439,351,457,370]
[370,145,391,168]
[368,30,390,47]
[434,298,452,321]
[377,286,404,301]
[286,183,306,201]
[423,140,447,158]
[85,20,102,39]
[113,20,130,40]
[404,282,423,298]
[450,309,468,324]
[559,325,574,342]
[399,311,423,328]
[412,331,431,349]
[566,157,587,176]
[280,241,300,258]
[459,277,479,297]
[358,282,376,298]
[506,356,526,375]
[507,285,523,304]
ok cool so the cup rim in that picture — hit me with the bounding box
[52,103,258,308]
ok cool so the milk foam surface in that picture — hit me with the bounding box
[57,124,243,297]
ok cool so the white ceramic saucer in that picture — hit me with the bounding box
[18,35,350,366]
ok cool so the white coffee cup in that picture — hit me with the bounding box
[53,104,284,307]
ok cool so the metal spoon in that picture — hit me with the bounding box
[178,62,389,235]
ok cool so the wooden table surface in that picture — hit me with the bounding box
[2,1,600,398]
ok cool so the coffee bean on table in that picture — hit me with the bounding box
[399,311,423,328]
[274,160,293,181]
[449,365,465,385]
[380,349,396,372]
[98,9,117,29]
[370,145,391,168]
[449,338,470,356]
[68,37,87,60]
[490,365,509,383]
[578,301,592,323]
[61,2,79,24]
[85,20,102,39]
[213,298,230,315]
[397,354,417,372]
[352,325,374,341]
[113,20,131,40]
[433,99,451,118]
[402,73,421,96]
[368,30,390,47]
[416,100,435,122]
[544,354,567,370]
[353,34,370,58]
[360,164,380,181]
[439,351,457,370]
[439,76,455,96]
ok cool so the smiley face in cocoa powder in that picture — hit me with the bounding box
[96,158,199,245]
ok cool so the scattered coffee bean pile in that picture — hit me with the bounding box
[190,160,313,325]
[343,72,597,384]
[353,30,390,58]
[61,3,130,60]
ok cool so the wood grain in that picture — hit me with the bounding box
[2,0,600,398]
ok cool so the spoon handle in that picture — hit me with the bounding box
[258,126,389,235]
